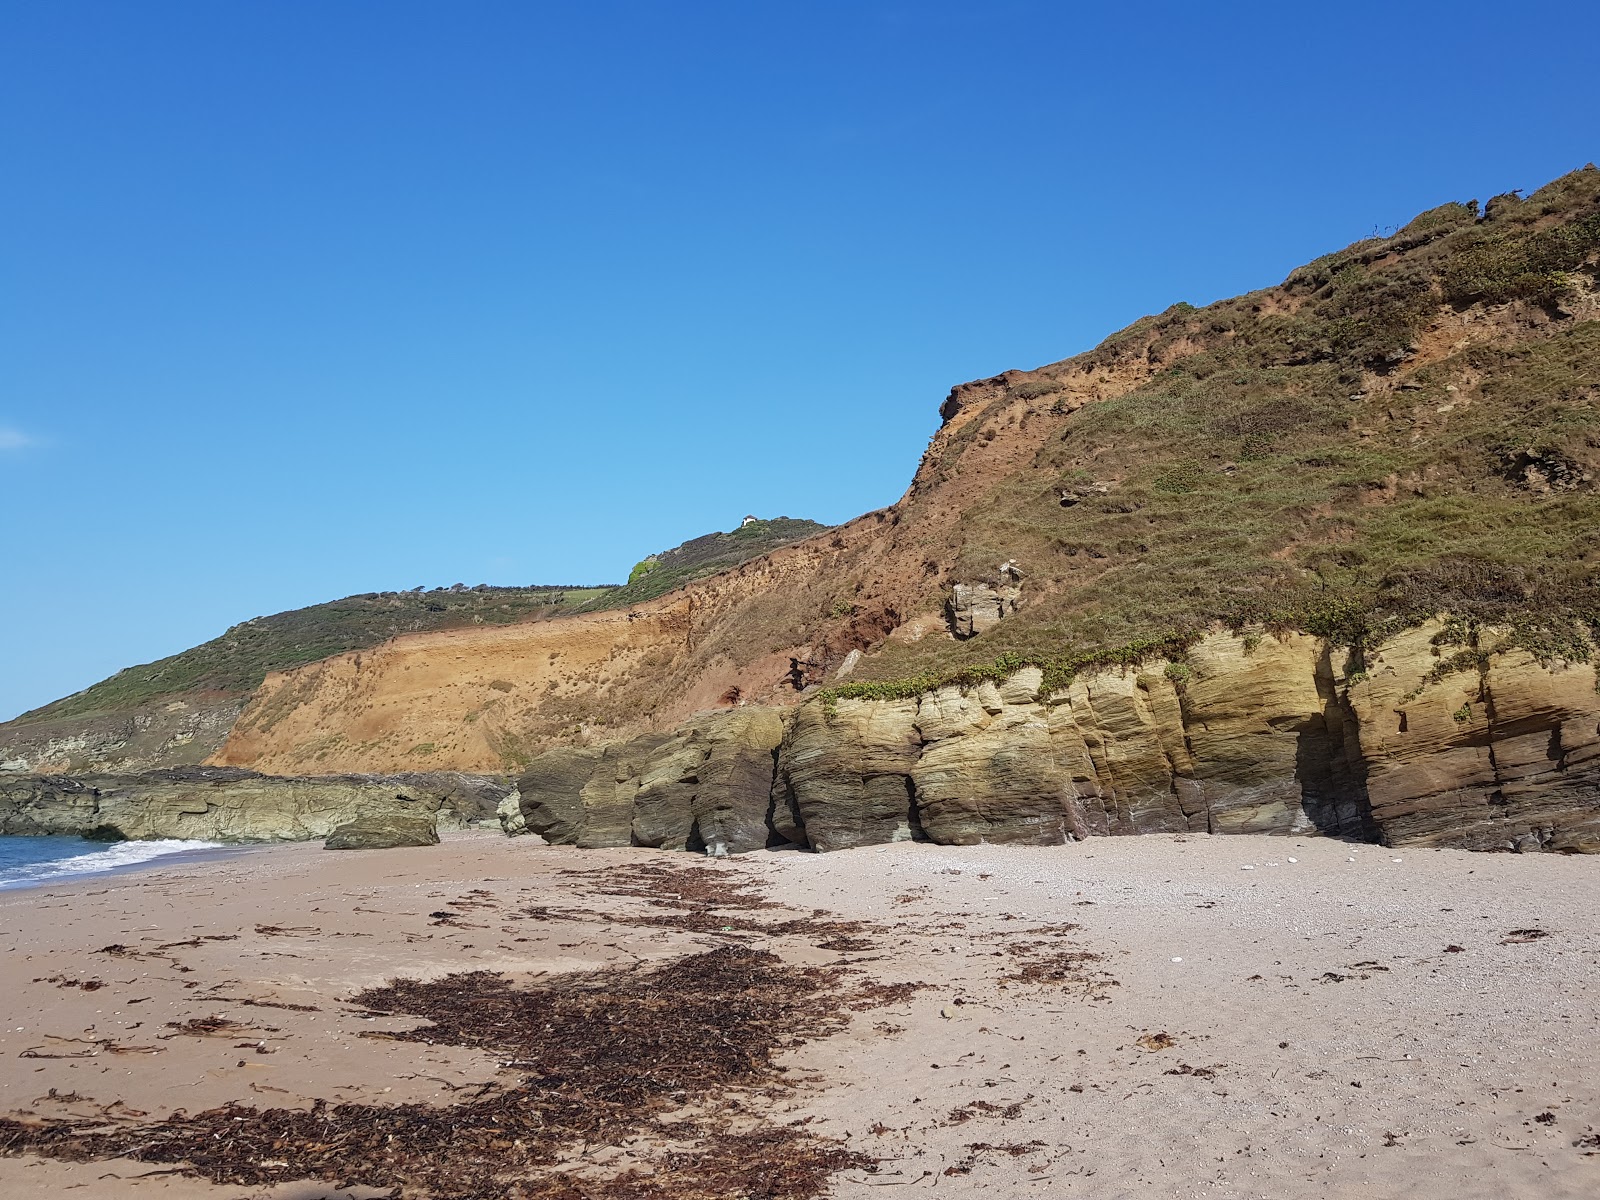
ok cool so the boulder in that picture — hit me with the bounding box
[515,747,604,845]
[515,711,785,854]
[497,790,528,836]
[946,582,1021,639]
[324,810,440,850]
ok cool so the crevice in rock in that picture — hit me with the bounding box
[1303,648,1377,841]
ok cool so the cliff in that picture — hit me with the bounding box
[0,522,821,775]
[512,621,1599,854]
[206,168,1600,787]
[5,169,1600,854]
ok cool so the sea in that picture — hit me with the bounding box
[0,835,232,891]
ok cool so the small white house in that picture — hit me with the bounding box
[740,514,758,527]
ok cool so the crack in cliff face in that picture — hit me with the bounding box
[1301,646,1376,841]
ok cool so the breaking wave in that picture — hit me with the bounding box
[0,837,224,890]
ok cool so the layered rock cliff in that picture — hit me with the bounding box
[512,623,1599,853]
[200,168,1600,787]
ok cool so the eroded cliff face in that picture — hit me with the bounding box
[0,768,510,843]
[215,601,697,775]
[1347,627,1600,852]
[512,625,1600,854]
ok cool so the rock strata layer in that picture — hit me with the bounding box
[512,625,1600,855]
[0,767,511,843]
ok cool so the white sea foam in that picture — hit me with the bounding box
[0,838,224,889]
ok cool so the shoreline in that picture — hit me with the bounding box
[0,835,268,893]
[1,832,1596,1197]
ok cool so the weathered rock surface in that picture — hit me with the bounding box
[945,564,1023,639]
[516,710,784,854]
[774,698,923,850]
[324,811,441,850]
[1347,625,1600,852]
[513,624,1600,855]
[0,767,510,843]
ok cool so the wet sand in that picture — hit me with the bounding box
[1,830,1596,1198]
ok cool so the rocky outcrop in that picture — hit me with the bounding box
[0,700,245,776]
[325,811,441,850]
[516,710,784,854]
[23,629,1574,855]
[773,698,923,850]
[513,624,1600,855]
[945,563,1024,639]
[0,767,511,843]
[1347,626,1600,852]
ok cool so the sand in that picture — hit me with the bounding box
[1,830,1596,1198]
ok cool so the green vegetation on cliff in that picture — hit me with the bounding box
[586,517,829,610]
[854,167,1600,689]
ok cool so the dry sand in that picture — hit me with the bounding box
[1,830,1596,1198]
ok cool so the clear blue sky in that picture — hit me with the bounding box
[2,1,1596,721]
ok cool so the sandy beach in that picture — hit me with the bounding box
[1,830,1596,1199]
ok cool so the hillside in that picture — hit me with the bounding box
[0,517,830,774]
[12,586,612,727]
[202,166,1600,777]
[841,167,1600,694]
[6,167,1598,782]
[588,518,830,610]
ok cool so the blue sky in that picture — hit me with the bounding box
[2,0,1597,721]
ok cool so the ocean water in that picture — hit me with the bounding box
[0,835,227,890]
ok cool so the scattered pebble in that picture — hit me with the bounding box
[1287,857,1297,863]
[1171,957,1183,963]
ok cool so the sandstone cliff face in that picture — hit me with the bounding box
[515,709,783,855]
[1347,626,1600,853]
[512,625,1600,855]
[774,633,1374,848]
[0,768,510,844]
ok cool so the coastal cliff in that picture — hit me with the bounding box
[3,169,1598,854]
[513,623,1600,854]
